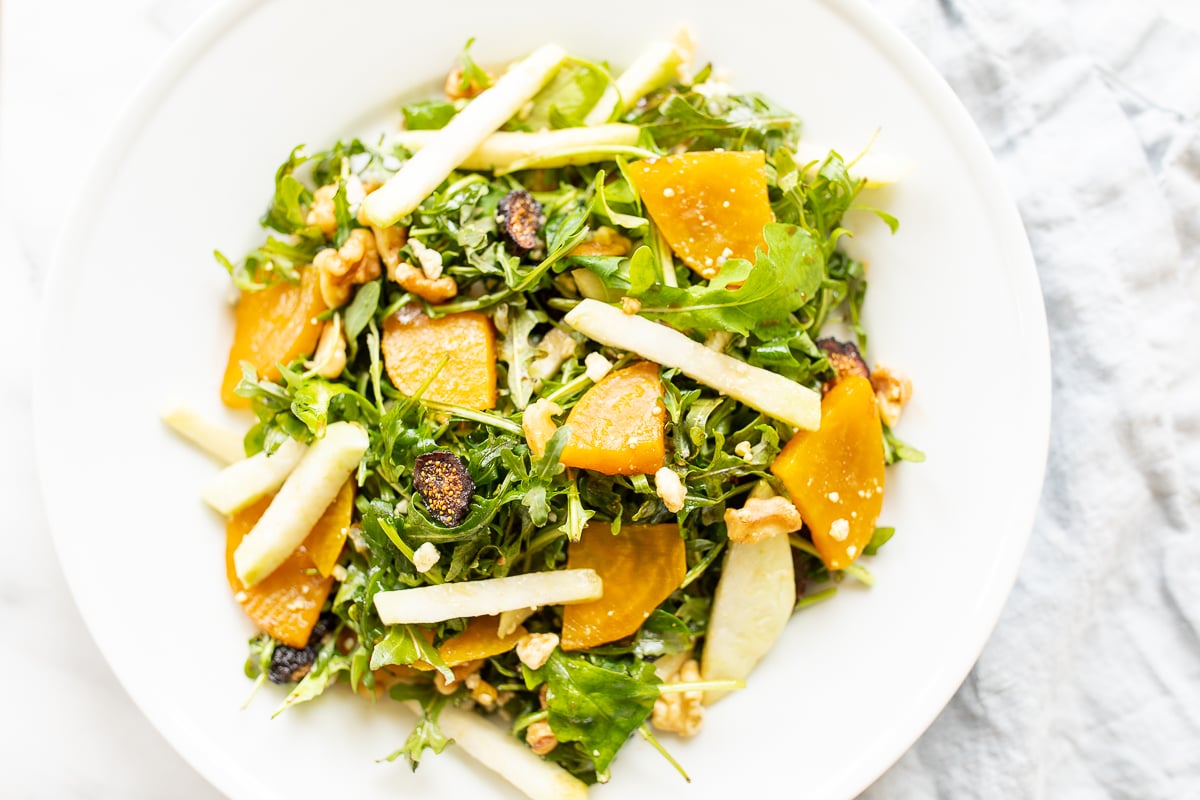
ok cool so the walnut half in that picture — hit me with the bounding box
[314,228,381,307]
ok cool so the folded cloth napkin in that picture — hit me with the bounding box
[862,1,1200,797]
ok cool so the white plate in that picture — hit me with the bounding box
[34,0,1049,798]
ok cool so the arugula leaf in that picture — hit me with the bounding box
[344,280,381,341]
[498,302,539,410]
[262,145,316,235]
[864,526,895,556]
[882,426,926,465]
[534,650,661,775]
[633,223,824,337]
[370,624,454,683]
[384,694,451,770]
[518,61,610,130]
[402,100,458,131]
[455,38,492,94]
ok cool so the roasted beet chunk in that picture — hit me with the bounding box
[498,189,544,256]
[413,451,475,526]
[817,338,870,383]
[268,644,316,684]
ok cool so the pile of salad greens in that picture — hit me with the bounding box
[210,37,922,792]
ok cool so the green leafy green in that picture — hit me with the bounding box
[402,100,458,130]
[533,650,662,775]
[632,223,824,337]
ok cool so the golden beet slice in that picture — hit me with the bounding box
[561,523,685,651]
[381,306,497,409]
[224,485,351,647]
[770,376,885,571]
[221,266,327,408]
[559,361,665,476]
[628,151,774,279]
[413,616,527,670]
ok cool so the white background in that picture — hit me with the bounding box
[2,1,1198,797]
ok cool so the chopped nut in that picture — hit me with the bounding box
[444,65,491,101]
[413,451,475,527]
[817,337,871,388]
[371,224,408,276]
[525,719,558,755]
[516,632,559,670]
[871,363,913,428]
[583,351,613,382]
[528,327,577,382]
[306,184,338,236]
[314,228,381,307]
[434,659,484,694]
[308,315,347,379]
[654,467,686,513]
[465,671,500,710]
[498,190,545,256]
[569,226,633,257]
[724,496,804,544]
[408,239,445,280]
[522,398,562,458]
[621,296,642,315]
[412,541,440,573]
[734,440,754,462]
[651,658,704,737]
[393,261,459,304]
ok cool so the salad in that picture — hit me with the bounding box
[164,31,921,799]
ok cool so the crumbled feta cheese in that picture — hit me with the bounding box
[516,632,559,670]
[662,187,676,197]
[528,327,577,381]
[830,518,850,541]
[827,491,840,503]
[234,591,248,603]
[584,352,613,382]
[408,239,444,280]
[331,564,348,582]
[846,545,858,558]
[655,467,686,512]
[412,541,440,573]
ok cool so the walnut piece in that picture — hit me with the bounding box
[444,65,491,101]
[871,363,913,428]
[522,399,563,459]
[569,226,632,257]
[515,632,559,671]
[651,658,704,737]
[314,228,381,307]
[524,719,558,755]
[723,496,804,544]
[306,184,338,236]
[308,315,347,378]
[464,671,499,710]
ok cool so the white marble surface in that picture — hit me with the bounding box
[2,1,1198,798]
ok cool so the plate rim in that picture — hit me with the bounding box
[33,0,1051,797]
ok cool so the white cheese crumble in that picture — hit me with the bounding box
[830,518,850,541]
[409,239,444,280]
[655,467,686,512]
[412,541,440,573]
[846,545,858,558]
[734,441,753,461]
[584,352,613,382]
[662,187,676,197]
[331,564,348,582]
[827,491,840,503]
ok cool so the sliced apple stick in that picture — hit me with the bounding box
[363,43,568,227]
[701,529,795,704]
[583,28,695,125]
[375,569,602,625]
[564,299,821,430]
[201,437,307,515]
[161,401,245,464]
[234,422,369,587]
[403,701,589,800]
[390,125,641,173]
